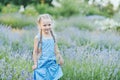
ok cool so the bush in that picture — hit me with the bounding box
[0,13,35,29]
[59,0,80,17]
[35,4,50,14]
[101,3,114,17]
[46,7,61,18]
[1,4,19,13]
[78,2,114,17]
[0,0,52,6]
[35,0,80,18]
[0,3,3,12]
[35,4,60,18]
[78,2,102,16]
[23,5,39,16]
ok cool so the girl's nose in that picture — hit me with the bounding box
[47,26,51,29]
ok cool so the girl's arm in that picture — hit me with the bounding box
[32,37,41,70]
[33,37,39,65]
[55,44,64,65]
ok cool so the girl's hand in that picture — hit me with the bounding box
[32,64,37,70]
[59,57,64,66]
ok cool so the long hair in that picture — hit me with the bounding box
[37,14,56,54]
[50,29,56,43]
[37,29,42,54]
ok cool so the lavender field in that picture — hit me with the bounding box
[0,15,120,80]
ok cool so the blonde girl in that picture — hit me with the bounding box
[32,14,64,80]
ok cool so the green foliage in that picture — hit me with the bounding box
[113,11,120,32]
[0,49,7,60]
[0,13,35,29]
[59,0,80,17]
[0,0,116,18]
[23,5,39,16]
[46,7,61,18]
[35,4,50,14]
[0,0,38,6]
[116,26,120,32]
[61,56,120,80]
[33,0,80,18]
[57,38,71,48]
[0,3,3,12]
[0,0,53,6]
[79,2,102,16]
[34,1,116,18]
[76,37,90,46]
[101,3,114,17]
[11,41,22,51]
[1,4,19,13]
[78,2,114,17]
[35,4,59,18]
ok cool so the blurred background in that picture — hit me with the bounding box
[0,0,120,80]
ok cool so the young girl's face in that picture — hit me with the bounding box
[38,18,52,34]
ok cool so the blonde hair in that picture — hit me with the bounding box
[37,14,54,25]
[37,14,56,53]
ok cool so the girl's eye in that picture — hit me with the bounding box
[48,24,51,26]
[43,24,47,27]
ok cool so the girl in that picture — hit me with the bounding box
[32,14,64,80]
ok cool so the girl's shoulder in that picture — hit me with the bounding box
[34,33,40,41]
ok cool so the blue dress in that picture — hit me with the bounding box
[33,33,63,80]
